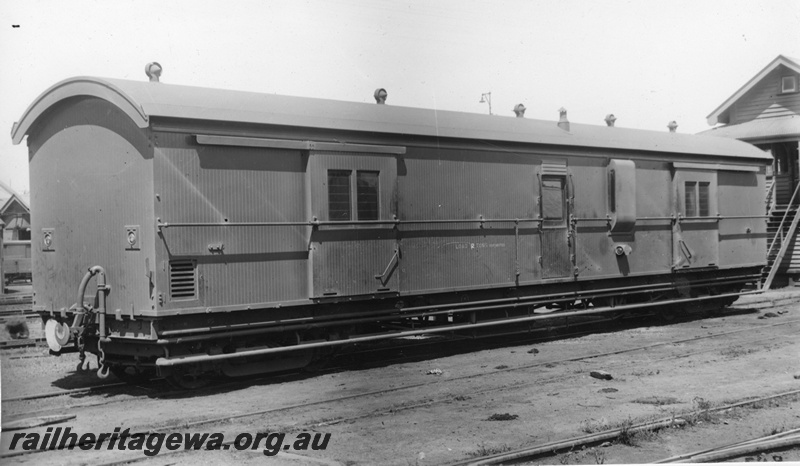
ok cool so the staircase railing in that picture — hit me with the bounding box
[765,178,776,214]
[762,181,800,291]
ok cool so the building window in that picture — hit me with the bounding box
[781,75,797,93]
[328,170,352,221]
[685,181,710,217]
[327,169,380,221]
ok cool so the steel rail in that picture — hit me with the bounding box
[450,387,800,466]
[0,382,130,403]
[5,313,799,462]
[655,427,800,463]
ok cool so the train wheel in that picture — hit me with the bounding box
[166,370,212,390]
[110,365,154,384]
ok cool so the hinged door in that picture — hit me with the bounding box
[309,151,399,297]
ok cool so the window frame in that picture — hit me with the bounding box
[325,168,381,222]
[683,180,712,217]
[327,169,353,221]
[781,75,798,94]
[540,174,567,228]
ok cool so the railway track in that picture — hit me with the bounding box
[449,388,800,465]
[3,302,797,463]
[0,337,44,349]
[0,300,746,404]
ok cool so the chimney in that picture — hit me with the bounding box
[667,121,678,133]
[374,88,387,104]
[513,104,526,118]
[145,62,162,82]
[604,114,617,127]
[557,107,570,131]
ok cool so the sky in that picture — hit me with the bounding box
[1,0,799,194]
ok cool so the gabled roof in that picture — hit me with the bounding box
[12,76,771,162]
[707,55,800,126]
[0,179,30,215]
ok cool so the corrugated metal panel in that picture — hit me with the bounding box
[399,148,536,224]
[398,149,537,291]
[154,134,309,308]
[28,97,155,314]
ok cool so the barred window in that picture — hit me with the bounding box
[328,170,352,221]
[685,181,697,217]
[698,182,710,216]
[327,169,380,221]
[541,176,566,226]
[356,171,379,221]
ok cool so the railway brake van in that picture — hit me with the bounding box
[11,72,771,387]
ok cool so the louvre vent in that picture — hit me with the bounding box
[169,260,197,300]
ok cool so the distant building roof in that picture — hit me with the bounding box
[0,179,30,214]
[699,114,800,141]
[706,55,800,126]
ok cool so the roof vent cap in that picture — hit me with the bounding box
[605,114,617,127]
[513,104,526,118]
[374,88,387,104]
[667,121,678,133]
[145,62,162,82]
[557,107,570,131]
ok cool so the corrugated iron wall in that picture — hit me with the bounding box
[398,147,538,291]
[153,134,309,309]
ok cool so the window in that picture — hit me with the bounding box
[327,170,352,221]
[327,169,380,221]
[781,76,797,93]
[698,182,710,216]
[356,171,379,221]
[607,169,616,213]
[684,181,710,217]
[685,182,697,217]
[541,175,566,226]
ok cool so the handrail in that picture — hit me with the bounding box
[763,181,800,291]
[765,177,776,213]
[157,214,768,229]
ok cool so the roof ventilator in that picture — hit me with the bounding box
[145,62,162,83]
[605,114,617,127]
[374,88,387,104]
[513,104,526,118]
[668,121,678,133]
[557,107,570,131]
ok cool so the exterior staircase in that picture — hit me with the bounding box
[761,181,800,290]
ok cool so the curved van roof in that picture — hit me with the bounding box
[12,76,771,162]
